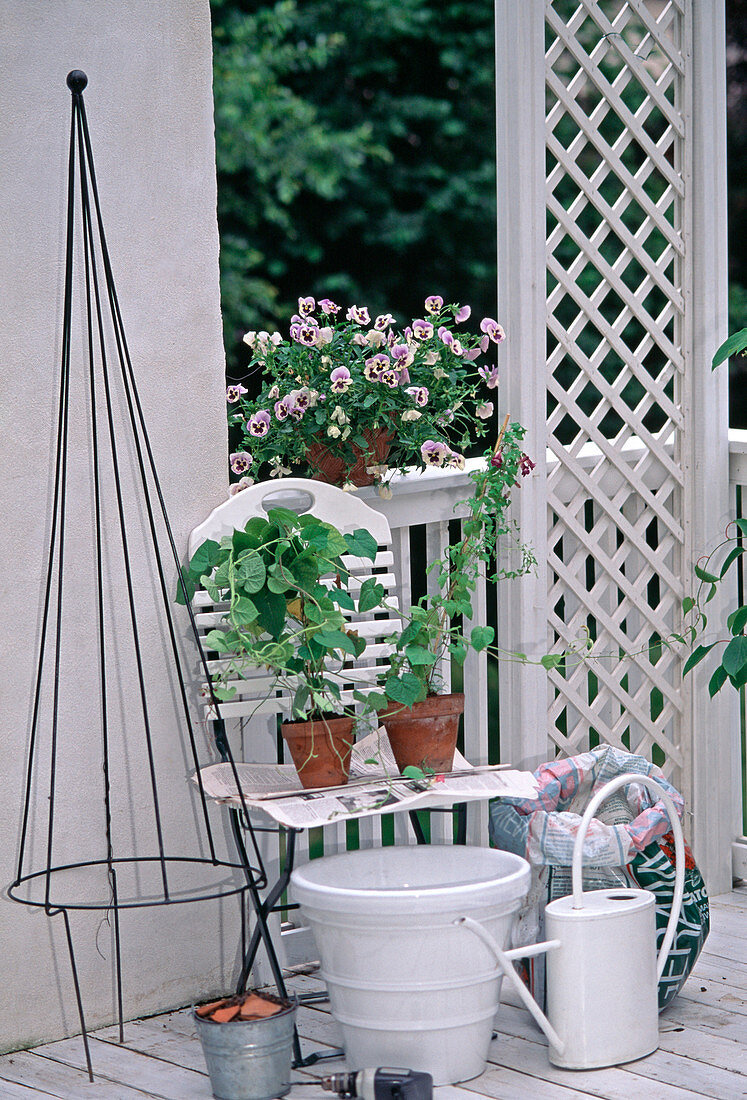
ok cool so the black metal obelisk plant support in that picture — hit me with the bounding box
[8,71,263,1081]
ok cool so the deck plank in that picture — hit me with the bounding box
[0,1082,58,1099]
[675,983,747,1016]
[658,1021,747,1075]
[620,1047,747,1099]
[707,890,747,912]
[0,1048,154,1098]
[295,1005,345,1049]
[705,907,747,940]
[661,996,747,1044]
[489,1001,746,1098]
[94,1019,213,1075]
[30,1037,213,1099]
[688,954,747,982]
[494,998,747,1079]
[454,1062,593,1099]
[484,1030,710,1099]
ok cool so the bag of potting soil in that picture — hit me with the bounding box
[489,744,709,1011]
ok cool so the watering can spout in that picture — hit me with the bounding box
[453,917,565,1055]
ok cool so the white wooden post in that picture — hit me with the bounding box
[494,4,550,770]
[684,0,740,893]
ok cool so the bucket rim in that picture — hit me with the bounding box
[290,845,530,908]
[192,996,297,1025]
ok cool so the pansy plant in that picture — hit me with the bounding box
[226,296,509,489]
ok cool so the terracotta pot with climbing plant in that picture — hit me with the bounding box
[375,415,537,773]
[177,506,389,788]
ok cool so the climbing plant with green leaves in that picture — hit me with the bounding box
[177,508,388,719]
[379,420,537,709]
[682,331,747,696]
[682,518,747,696]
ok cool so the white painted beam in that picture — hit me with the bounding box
[684,0,740,894]
[494,3,549,769]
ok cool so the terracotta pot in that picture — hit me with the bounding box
[306,429,393,487]
[381,693,465,773]
[281,715,354,788]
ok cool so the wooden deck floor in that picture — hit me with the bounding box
[1,887,744,1099]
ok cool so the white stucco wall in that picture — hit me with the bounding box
[0,0,237,1050]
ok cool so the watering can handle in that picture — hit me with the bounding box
[571,772,686,982]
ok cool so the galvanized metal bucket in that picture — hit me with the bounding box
[193,998,296,1100]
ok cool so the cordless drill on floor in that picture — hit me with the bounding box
[320,1068,433,1100]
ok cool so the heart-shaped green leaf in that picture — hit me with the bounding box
[344,528,378,561]
[722,635,747,677]
[470,625,494,651]
[384,672,423,706]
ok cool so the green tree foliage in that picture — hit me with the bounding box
[211,0,498,378]
[211,0,381,364]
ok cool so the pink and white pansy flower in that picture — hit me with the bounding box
[420,440,450,466]
[248,410,271,436]
[346,305,370,325]
[297,323,320,347]
[364,354,389,380]
[406,386,429,407]
[390,343,413,368]
[366,329,387,348]
[480,317,506,344]
[289,388,311,412]
[318,298,340,315]
[479,364,500,389]
[412,318,434,340]
[230,452,253,475]
[330,366,352,393]
[228,476,254,496]
[274,396,295,421]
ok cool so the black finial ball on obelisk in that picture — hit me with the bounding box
[66,70,88,95]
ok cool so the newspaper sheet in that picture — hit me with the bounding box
[194,728,538,829]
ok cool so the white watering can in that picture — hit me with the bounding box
[457,773,685,1070]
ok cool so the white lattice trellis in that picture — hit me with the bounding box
[495,0,736,890]
[545,0,688,785]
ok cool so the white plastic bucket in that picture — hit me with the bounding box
[290,845,530,1085]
